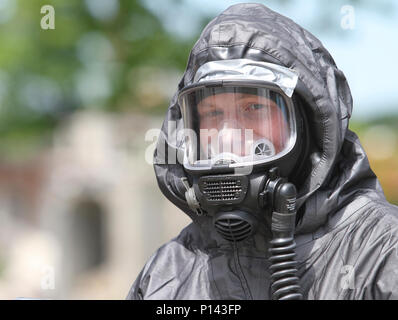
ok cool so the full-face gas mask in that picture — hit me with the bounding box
[177,59,306,299]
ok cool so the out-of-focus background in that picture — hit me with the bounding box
[0,0,397,299]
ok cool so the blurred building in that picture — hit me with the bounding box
[0,111,191,299]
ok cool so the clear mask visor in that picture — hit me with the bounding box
[179,84,297,169]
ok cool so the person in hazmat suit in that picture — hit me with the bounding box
[127,3,398,300]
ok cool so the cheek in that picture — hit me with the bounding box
[252,108,288,153]
[271,109,289,152]
[199,116,219,132]
[199,130,217,151]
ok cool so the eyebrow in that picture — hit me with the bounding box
[197,93,272,110]
[198,102,214,110]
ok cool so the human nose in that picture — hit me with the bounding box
[217,120,245,154]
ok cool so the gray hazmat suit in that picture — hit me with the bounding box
[127,3,398,300]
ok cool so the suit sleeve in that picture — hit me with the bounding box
[372,243,398,299]
[126,269,145,300]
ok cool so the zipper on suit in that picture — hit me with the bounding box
[232,242,253,300]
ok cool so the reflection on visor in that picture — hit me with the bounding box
[179,85,296,168]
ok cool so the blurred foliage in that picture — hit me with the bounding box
[0,0,200,159]
[350,115,398,205]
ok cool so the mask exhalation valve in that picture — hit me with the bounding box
[213,211,256,242]
[253,138,276,157]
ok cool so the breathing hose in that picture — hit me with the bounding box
[268,181,302,300]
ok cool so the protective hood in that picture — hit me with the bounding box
[153,3,384,235]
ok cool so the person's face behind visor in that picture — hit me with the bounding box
[197,91,289,159]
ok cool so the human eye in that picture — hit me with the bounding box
[245,103,268,111]
[201,109,223,118]
[250,103,265,110]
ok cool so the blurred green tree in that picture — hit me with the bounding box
[0,0,198,159]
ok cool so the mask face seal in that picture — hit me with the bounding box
[177,60,302,233]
